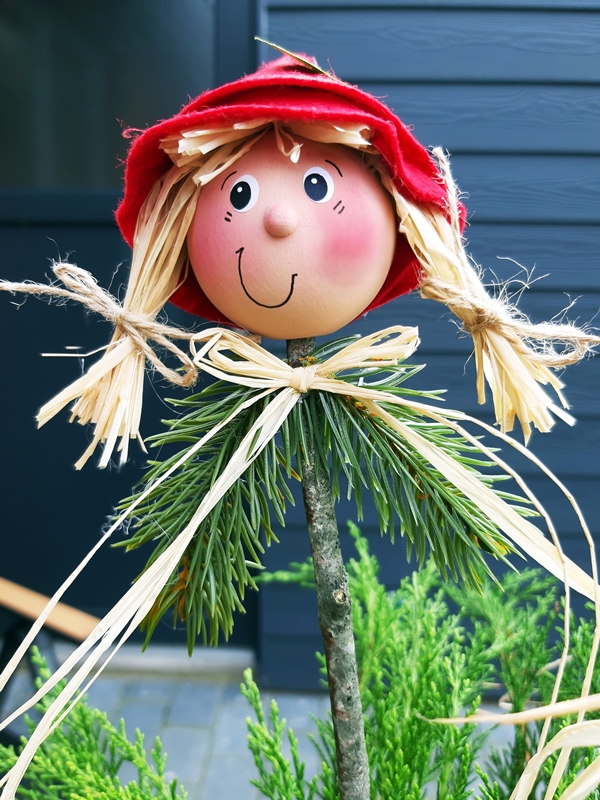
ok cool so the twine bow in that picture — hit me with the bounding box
[2,263,199,386]
[0,263,208,468]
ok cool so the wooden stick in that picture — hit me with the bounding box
[0,578,99,641]
[287,337,370,800]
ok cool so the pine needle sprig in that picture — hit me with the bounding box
[116,380,292,650]
[116,335,534,648]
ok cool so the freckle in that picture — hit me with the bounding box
[338,206,345,215]
[224,217,231,222]
[333,200,341,211]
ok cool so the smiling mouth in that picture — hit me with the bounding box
[236,247,297,309]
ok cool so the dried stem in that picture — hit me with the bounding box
[287,337,370,800]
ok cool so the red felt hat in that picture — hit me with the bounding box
[115,54,457,325]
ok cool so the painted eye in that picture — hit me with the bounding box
[230,175,259,212]
[303,167,334,203]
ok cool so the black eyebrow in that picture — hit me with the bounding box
[221,170,237,190]
[325,159,343,177]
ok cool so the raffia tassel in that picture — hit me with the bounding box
[419,273,584,440]
[376,153,600,441]
[2,261,199,469]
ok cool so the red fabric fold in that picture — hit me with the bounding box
[115,54,462,324]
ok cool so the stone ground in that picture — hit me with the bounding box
[1,644,513,800]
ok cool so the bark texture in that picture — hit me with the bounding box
[287,337,370,800]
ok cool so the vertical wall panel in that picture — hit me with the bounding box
[257,0,600,689]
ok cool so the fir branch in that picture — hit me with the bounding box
[116,334,533,647]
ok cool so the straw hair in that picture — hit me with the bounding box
[35,165,202,469]
[375,150,600,442]
[27,120,373,469]
[3,119,599,468]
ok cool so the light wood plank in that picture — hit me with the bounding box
[0,577,100,640]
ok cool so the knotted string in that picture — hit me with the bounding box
[1,263,199,387]
[420,273,596,368]
[289,364,318,392]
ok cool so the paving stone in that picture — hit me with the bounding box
[316,696,331,718]
[222,681,252,707]
[160,726,210,783]
[213,703,252,755]
[168,682,224,727]
[84,677,125,717]
[175,779,198,799]
[118,761,140,786]
[267,691,324,731]
[200,752,259,800]
[116,701,165,747]
[122,679,177,706]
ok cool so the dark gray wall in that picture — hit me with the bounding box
[0,0,215,189]
[256,0,600,689]
[0,0,259,648]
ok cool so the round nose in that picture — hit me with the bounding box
[264,202,298,237]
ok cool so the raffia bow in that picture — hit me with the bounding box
[0,314,598,798]
[0,262,204,468]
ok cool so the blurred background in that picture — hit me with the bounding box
[0,0,598,689]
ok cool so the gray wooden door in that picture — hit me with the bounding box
[256,0,600,689]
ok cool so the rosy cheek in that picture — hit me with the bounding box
[322,207,378,275]
[189,193,248,263]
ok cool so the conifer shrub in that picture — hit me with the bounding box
[246,523,600,800]
[2,525,599,799]
[0,651,186,800]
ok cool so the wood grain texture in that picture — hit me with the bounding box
[0,190,121,224]
[344,292,600,355]
[399,353,600,419]
[450,155,600,222]
[359,84,600,154]
[463,225,600,290]
[266,9,600,82]
[265,1,600,9]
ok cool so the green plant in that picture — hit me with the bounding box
[247,523,600,800]
[0,650,186,800]
[451,578,600,800]
[247,522,493,800]
[448,568,560,798]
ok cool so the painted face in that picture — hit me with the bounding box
[187,132,397,339]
